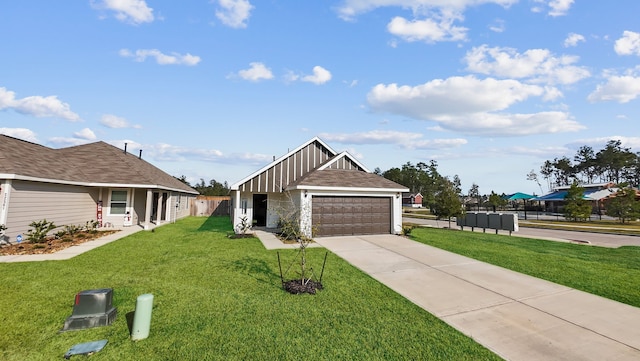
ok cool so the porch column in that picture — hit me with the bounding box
[144,189,153,230]
[156,192,163,223]
[164,192,175,222]
[232,190,241,232]
[130,188,136,225]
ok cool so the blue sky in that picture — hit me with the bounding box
[2,1,640,196]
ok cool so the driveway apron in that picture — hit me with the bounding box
[314,234,640,361]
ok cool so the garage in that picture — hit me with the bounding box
[312,196,391,237]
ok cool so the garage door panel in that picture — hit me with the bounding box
[312,196,391,237]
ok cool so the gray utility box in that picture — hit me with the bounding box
[62,288,117,331]
[465,213,477,227]
[488,213,502,229]
[501,213,519,232]
[476,213,489,228]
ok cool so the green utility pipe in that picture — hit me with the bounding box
[131,293,154,341]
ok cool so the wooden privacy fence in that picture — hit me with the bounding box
[191,196,230,216]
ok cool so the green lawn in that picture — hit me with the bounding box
[410,227,640,307]
[0,217,500,361]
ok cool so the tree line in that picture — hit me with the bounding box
[175,176,230,196]
[378,161,465,224]
[528,140,640,192]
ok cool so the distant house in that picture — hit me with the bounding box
[532,182,619,214]
[229,137,409,238]
[402,193,423,208]
[0,135,198,243]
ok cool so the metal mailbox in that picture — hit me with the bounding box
[476,213,489,228]
[488,213,502,230]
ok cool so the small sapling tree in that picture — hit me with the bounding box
[271,191,327,294]
[26,219,57,243]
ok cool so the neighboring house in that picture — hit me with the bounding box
[402,192,423,208]
[0,135,198,243]
[229,137,409,238]
[532,182,619,214]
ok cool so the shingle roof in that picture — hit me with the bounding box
[288,168,408,191]
[0,135,197,194]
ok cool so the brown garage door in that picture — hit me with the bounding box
[312,196,391,237]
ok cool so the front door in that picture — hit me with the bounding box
[253,194,267,227]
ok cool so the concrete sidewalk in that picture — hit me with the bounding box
[314,234,640,361]
[0,225,147,263]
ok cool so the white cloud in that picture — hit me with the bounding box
[99,114,142,129]
[0,128,38,142]
[0,87,80,121]
[564,33,585,47]
[335,0,518,21]
[119,49,201,66]
[302,66,332,85]
[102,140,270,165]
[73,128,96,140]
[568,136,640,152]
[320,130,423,144]
[531,0,573,16]
[387,13,467,43]
[488,19,505,33]
[92,0,154,25]
[236,62,274,82]
[48,137,93,147]
[614,31,640,56]
[215,0,253,28]
[587,68,640,103]
[548,0,574,16]
[319,130,467,150]
[504,145,571,158]
[367,76,584,136]
[464,45,590,85]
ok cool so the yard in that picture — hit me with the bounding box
[0,216,500,361]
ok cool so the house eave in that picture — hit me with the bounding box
[317,151,370,173]
[0,173,199,194]
[286,185,409,193]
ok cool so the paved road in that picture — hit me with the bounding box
[404,217,640,248]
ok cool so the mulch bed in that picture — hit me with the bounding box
[283,279,324,295]
[0,230,120,256]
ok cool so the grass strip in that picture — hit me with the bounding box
[0,217,500,361]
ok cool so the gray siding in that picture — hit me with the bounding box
[5,180,99,241]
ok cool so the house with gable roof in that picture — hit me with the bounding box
[0,135,198,243]
[229,137,409,238]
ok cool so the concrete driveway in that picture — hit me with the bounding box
[314,234,640,361]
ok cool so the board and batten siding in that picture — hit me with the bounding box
[4,180,99,241]
[237,141,364,193]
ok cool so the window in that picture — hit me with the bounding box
[110,190,128,215]
[241,199,248,214]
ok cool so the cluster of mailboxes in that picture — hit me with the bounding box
[456,212,519,233]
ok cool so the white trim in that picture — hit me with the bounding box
[287,185,408,193]
[317,151,370,172]
[0,173,198,194]
[108,188,130,216]
[0,179,11,227]
[230,137,337,190]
